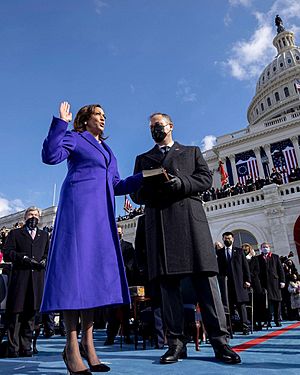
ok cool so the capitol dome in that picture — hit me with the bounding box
[247,18,300,126]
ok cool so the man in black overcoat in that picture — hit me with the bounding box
[257,242,285,327]
[3,207,49,357]
[217,232,251,334]
[131,112,241,364]
[242,243,264,330]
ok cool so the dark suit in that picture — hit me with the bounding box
[257,253,285,324]
[131,142,229,350]
[217,247,251,330]
[3,227,49,355]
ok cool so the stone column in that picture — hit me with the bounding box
[291,136,300,167]
[228,154,238,184]
[253,147,265,178]
[263,144,274,170]
[263,184,290,255]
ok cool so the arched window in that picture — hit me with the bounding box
[275,92,280,102]
[261,103,264,111]
[232,229,258,250]
[284,87,290,97]
[267,97,271,106]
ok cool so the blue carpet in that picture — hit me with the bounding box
[0,321,299,375]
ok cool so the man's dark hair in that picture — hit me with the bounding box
[149,112,173,125]
[222,231,234,238]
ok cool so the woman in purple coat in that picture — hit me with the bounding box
[41,102,142,374]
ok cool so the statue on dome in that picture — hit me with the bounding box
[275,15,285,34]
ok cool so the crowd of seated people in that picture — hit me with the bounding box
[202,166,300,202]
[116,206,144,222]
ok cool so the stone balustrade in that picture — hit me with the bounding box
[264,110,300,128]
[204,180,300,216]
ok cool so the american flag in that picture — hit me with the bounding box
[123,195,133,213]
[271,140,297,176]
[295,79,300,94]
[235,151,259,184]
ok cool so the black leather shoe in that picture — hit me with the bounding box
[160,342,186,364]
[215,345,241,364]
[79,342,110,372]
[275,322,282,327]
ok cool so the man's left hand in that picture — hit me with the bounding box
[164,175,183,193]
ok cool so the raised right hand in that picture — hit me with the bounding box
[59,101,72,123]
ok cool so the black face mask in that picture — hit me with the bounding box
[26,217,39,230]
[151,123,168,143]
[224,240,233,247]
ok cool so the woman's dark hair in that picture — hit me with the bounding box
[73,104,107,140]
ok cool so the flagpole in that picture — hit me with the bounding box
[52,183,56,207]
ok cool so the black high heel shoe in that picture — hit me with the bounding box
[79,342,110,372]
[62,347,92,375]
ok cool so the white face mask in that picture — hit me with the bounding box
[261,247,270,254]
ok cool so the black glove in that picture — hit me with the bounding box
[23,256,43,270]
[164,175,183,193]
[38,258,47,270]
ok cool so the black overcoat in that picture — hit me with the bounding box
[131,142,218,280]
[120,239,138,286]
[248,256,263,295]
[3,227,49,313]
[217,247,251,303]
[257,253,285,301]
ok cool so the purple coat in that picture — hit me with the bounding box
[40,117,142,312]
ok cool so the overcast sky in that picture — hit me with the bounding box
[1,0,300,217]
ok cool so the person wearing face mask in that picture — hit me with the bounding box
[257,242,285,327]
[217,233,251,335]
[131,113,241,365]
[242,243,263,330]
[3,207,49,358]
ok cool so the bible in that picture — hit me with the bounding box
[142,167,170,184]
